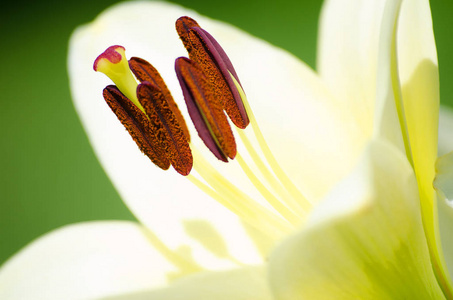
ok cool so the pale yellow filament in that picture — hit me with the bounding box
[235,153,301,225]
[230,73,312,212]
[236,128,307,217]
[178,73,316,234]
[189,147,292,238]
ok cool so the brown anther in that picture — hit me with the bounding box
[175,57,236,162]
[176,16,250,129]
[129,57,191,142]
[175,16,200,53]
[137,81,193,176]
[102,85,170,170]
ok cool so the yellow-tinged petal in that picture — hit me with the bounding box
[439,195,453,283]
[268,140,445,300]
[439,106,453,157]
[104,267,272,300]
[320,0,449,289]
[435,152,453,277]
[436,109,453,275]
[0,221,183,300]
[397,0,451,293]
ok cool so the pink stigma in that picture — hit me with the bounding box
[93,45,125,71]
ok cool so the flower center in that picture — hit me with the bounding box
[93,16,312,238]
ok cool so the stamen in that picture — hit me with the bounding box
[129,57,191,141]
[176,16,250,129]
[95,46,194,175]
[94,46,144,113]
[175,56,236,162]
[137,81,193,176]
[102,85,170,170]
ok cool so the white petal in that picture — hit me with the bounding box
[317,0,386,129]
[434,152,453,277]
[268,140,445,299]
[68,0,367,266]
[372,0,405,152]
[318,0,437,155]
[0,221,185,300]
[317,0,407,196]
[104,267,272,300]
[439,106,453,156]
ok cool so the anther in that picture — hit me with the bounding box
[175,16,200,53]
[137,81,193,176]
[175,57,237,162]
[102,85,170,170]
[176,16,250,129]
[129,57,190,141]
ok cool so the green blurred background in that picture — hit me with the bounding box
[1,0,452,265]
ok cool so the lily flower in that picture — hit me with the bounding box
[1,0,453,299]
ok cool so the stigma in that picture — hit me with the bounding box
[93,45,144,113]
[93,16,250,175]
